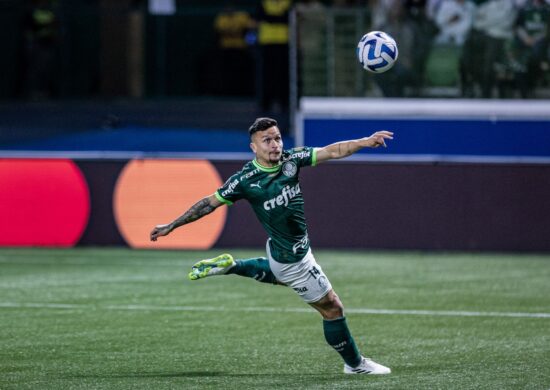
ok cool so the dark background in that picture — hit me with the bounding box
[74,159,550,251]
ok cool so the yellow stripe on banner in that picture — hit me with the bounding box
[258,23,288,45]
[262,0,291,15]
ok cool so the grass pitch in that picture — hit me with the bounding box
[1,248,549,389]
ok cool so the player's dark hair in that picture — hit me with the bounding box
[248,117,278,137]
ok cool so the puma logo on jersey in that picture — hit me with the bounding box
[263,184,301,211]
[250,182,261,189]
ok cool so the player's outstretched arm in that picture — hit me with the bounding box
[315,130,393,164]
[150,194,223,241]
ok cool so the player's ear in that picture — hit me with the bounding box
[250,142,257,153]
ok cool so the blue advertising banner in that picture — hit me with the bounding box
[303,118,550,158]
[297,98,550,162]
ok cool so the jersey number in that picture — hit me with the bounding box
[308,266,321,279]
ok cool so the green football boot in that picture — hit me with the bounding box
[188,253,235,280]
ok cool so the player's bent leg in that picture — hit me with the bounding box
[309,289,343,319]
[266,246,390,374]
[189,254,281,284]
[227,257,280,285]
[188,253,236,280]
[310,290,361,368]
[311,290,391,375]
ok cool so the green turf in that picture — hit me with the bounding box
[1,248,549,389]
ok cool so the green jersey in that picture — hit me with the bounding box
[215,147,318,263]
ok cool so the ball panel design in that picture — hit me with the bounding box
[357,31,398,74]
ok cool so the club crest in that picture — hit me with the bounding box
[282,162,297,177]
[318,275,329,289]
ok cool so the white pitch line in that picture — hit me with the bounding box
[344,308,550,319]
[0,302,549,319]
[0,302,82,309]
[0,258,184,267]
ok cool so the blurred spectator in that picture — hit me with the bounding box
[512,0,550,97]
[295,0,326,96]
[298,0,324,9]
[403,0,440,94]
[460,0,517,98]
[256,0,292,112]
[23,0,60,100]
[373,0,416,96]
[370,0,397,29]
[434,0,475,45]
[295,0,326,53]
[332,0,364,6]
[295,0,325,25]
[212,4,255,96]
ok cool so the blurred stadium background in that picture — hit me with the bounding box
[1,0,549,389]
[1,0,550,250]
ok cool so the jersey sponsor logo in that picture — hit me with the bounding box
[240,168,260,181]
[292,234,309,254]
[221,179,239,197]
[263,183,301,211]
[293,286,308,293]
[290,150,311,160]
[282,161,297,177]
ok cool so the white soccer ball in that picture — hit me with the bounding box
[356,31,398,74]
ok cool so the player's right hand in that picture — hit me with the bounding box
[366,130,393,148]
[150,224,172,241]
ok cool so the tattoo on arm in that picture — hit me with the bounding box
[345,142,353,156]
[336,141,354,158]
[172,197,216,229]
[322,140,361,161]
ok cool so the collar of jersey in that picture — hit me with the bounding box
[252,159,281,173]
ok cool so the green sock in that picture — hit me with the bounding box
[323,317,362,367]
[227,258,277,284]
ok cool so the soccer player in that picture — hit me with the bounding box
[150,117,393,375]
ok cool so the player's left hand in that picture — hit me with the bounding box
[366,131,393,148]
[150,224,172,241]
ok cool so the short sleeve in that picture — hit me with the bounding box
[215,174,243,206]
[289,146,317,168]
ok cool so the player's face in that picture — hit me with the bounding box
[250,126,283,167]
